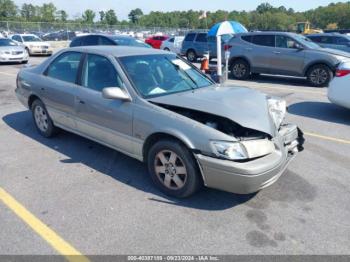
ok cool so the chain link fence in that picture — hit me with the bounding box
[0,21,193,41]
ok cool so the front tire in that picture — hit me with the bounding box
[230,59,251,80]
[31,99,58,138]
[148,139,202,198]
[306,64,333,87]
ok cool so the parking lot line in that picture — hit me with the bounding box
[0,71,17,77]
[305,132,350,145]
[0,187,90,262]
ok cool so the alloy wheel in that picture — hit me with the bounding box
[309,68,328,85]
[233,63,247,78]
[154,150,187,190]
[34,105,49,132]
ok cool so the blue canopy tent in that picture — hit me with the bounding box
[208,21,248,82]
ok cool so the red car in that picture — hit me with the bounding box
[145,35,169,49]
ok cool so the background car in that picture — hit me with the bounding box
[181,31,232,62]
[328,62,350,109]
[0,38,28,63]
[307,33,350,53]
[226,32,350,87]
[145,35,169,49]
[9,34,52,56]
[160,36,184,54]
[70,34,151,48]
[42,30,76,41]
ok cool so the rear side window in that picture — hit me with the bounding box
[168,38,174,43]
[195,33,208,42]
[12,35,22,42]
[318,36,333,44]
[99,36,115,45]
[82,35,98,46]
[252,35,275,47]
[241,35,252,43]
[335,37,350,45]
[46,52,82,84]
[307,36,321,43]
[184,33,196,42]
[81,54,122,92]
[70,37,82,47]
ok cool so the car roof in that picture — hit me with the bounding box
[307,33,346,37]
[69,45,170,57]
[75,34,134,39]
[237,31,298,37]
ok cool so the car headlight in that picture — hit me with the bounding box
[267,97,286,128]
[210,141,248,160]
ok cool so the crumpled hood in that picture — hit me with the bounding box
[148,85,276,136]
[315,47,350,58]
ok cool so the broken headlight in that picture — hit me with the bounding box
[267,97,286,128]
[210,141,248,160]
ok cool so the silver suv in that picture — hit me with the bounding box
[226,32,350,87]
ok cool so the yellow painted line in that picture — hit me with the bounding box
[305,132,350,145]
[251,85,325,95]
[0,71,17,77]
[0,187,90,262]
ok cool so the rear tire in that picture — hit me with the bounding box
[147,139,202,198]
[186,49,197,63]
[230,59,251,80]
[31,99,58,138]
[306,64,333,87]
[164,47,170,51]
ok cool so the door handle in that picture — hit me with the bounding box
[273,51,281,54]
[245,48,252,51]
[76,97,85,105]
[40,87,45,91]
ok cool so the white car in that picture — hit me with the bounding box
[9,34,52,56]
[0,38,28,63]
[160,36,184,54]
[328,62,350,109]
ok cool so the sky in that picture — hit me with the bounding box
[13,0,350,20]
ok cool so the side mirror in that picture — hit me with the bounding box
[102,87,131,101]
[294,43,304,50]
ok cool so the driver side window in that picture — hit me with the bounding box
[81,54,123,92]
[276,35,298,49]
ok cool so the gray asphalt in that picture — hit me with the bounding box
[0,55,349,256]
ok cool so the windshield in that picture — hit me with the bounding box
[0,39,17,46]
[119,54,214,98]
[22,35,42,42]
[293,34,320,49]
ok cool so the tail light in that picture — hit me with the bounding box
[335,69,350,77]
[224,44,232,51]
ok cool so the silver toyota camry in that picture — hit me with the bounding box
[15,46,304,198]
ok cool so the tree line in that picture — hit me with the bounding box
[0,0,350,30]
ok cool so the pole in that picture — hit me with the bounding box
[6,21,10,33]
[216,35,222,82]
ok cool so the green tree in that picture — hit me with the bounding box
[82,9,95,24]
[128,8,143,24]
[40,3,57,22]
[56,10,67,22]
[0,0,17,19]
[105,9,117,25]
[21,3,37,21]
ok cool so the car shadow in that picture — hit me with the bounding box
[288,101,350,125]
[2,110,255,211]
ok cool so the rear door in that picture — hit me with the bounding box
[181,33,196,55]
[74,53,134,155]
[271,35,305,76]
[193,33,209,57]
[41,51,83,129]
[249,34,275,73]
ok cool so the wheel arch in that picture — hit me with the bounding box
[303,61,336,76]
[28,94,41,109]
[229,56,251,69]
[142,132,196,163]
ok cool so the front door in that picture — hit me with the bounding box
[74,53,134,155]
[271,35,306,76]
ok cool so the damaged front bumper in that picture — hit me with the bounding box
[195,124,304,194]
